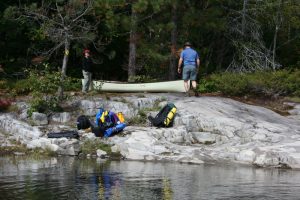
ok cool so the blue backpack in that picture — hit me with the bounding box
[94,108,126,137]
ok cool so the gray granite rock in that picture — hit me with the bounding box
[32,112,48,125]
[0,114,43,143]
[1,94,300,168]
[50,112,71,123]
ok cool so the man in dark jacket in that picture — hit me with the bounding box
[82,49,93,93]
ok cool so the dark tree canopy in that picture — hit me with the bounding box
[0,0,299,82]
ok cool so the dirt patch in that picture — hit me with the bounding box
[233,96,293,116]
[201,92,295,116]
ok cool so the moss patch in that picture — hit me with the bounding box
[80,139,112,155]
[0,144,57,157]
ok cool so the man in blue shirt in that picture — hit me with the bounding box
[178,42,200,97]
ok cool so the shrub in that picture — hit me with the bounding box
[12,78,35,95]
[198,78,218,93]
[284,70,300,96]
[12,65,81,95]
[26,68,61,93]
[64,77,81,91]
[0,80,7,89]
[10,66,61,95]
[27,92,63,116]
[12,64,82,114]
[200,69,300,97]
[210,72,249,96]
[247,70,300,97]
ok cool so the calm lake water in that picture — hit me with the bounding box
[1,156,300,200]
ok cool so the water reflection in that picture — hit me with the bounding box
[1,156,300,200]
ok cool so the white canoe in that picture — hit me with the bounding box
[88,80,186,92]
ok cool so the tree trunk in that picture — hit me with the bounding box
[242,0,248,36]
[58,38,70,100]
[169,1,178,80]
[272,24,279,70]
[128,8,137,82]
[272,0,283,70]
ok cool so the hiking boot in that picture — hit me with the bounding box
[192,88,199,97]
[184,92,190,97]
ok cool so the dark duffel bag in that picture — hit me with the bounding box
[47,130,79,139]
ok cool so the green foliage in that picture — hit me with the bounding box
[27,95,47,115]
[210,73,249,96]
[127,109,148,126]
[0,80,8,90]
[286,70,300,96]
[28,67,61,93]
[198,78,218,93]
[201,69,300,97]
[8,64,77,115]
[1,0,300,82]
[127,75,157,83]
[246,70,300,96]
[10,64,61,95]
[27,92,63,116]
[11,63,80,96]
[64,77,81,91]
[12,79,33,95]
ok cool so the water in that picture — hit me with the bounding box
[1,156,300,200]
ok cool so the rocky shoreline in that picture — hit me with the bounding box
[1,93,300,168]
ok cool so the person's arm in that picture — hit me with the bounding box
[178,57,183,74]
[82,58,87,71]
[197,58,200,68]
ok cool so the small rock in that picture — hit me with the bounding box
[96,149,107,158]
[191,132,216,144]
[14,152,25,156]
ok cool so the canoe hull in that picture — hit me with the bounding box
[90,80,186,92]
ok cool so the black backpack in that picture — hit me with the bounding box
[148,103,177,127]
[76,115,91,130]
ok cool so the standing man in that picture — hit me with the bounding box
[177,42,200,97]
[82,49,93,93]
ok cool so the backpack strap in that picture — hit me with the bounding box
[164,106,177,127]
[100,110,109,123]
